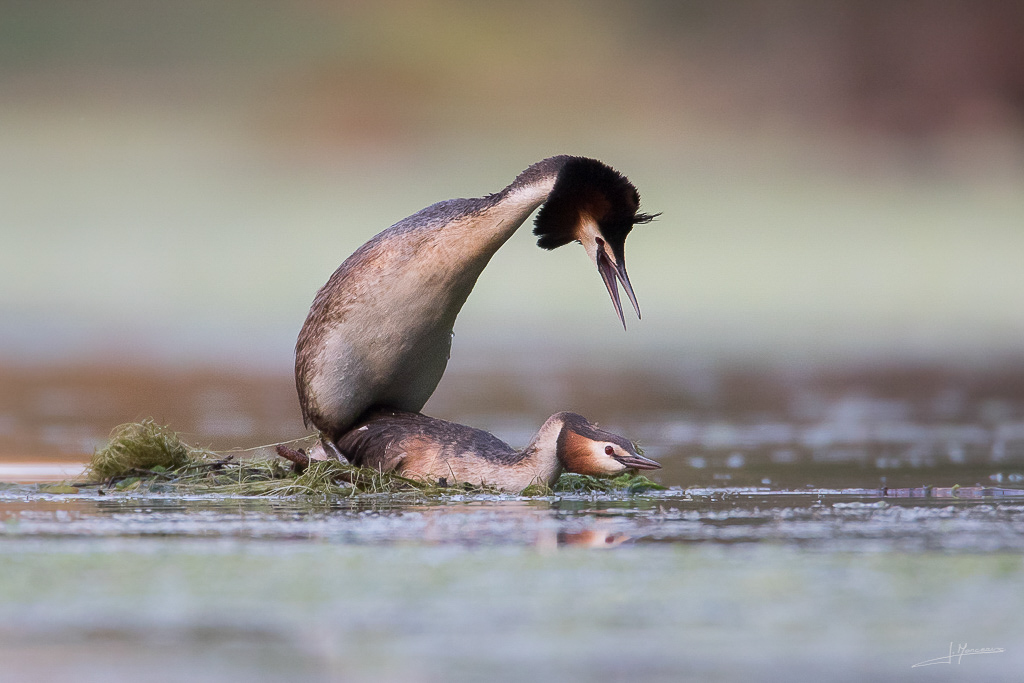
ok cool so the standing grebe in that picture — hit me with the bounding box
[295,156,657,447]
[328,409,661,492]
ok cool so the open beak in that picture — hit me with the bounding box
[612,452,661,470]
[596,238,641,330]
[617,258,641,321]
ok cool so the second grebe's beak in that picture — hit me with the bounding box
[596,237,640,330]
[612,451,661,470]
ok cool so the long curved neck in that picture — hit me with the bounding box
[517,414,567,485]
[420,167,561,325]
[447,172,558,263]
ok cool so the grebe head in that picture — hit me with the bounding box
[553,412,661,476]
[532,157,658,329]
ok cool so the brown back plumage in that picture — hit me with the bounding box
[335,408,520,472]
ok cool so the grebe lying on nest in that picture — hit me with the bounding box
[278,409,659,493]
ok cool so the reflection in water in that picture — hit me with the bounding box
[3,486,1024,552]
[554,529,630,549]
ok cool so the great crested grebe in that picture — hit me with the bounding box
[294,156,657,447]
[330,409,661,492]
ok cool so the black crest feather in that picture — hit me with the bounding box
[555,412,636,453]
[532,157,656,256]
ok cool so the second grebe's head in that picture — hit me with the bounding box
[531,156,658,330]
[553,412,661,476]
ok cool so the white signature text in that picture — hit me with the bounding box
[912,642,1005,668]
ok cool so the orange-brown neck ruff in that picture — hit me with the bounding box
[554,412,636,476]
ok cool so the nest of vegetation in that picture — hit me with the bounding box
[82,420,664,498]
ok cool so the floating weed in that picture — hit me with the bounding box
[618,472,667,494]
[81,422,662,499]
[520,482,554,497]
[89,419,212,480]
[268,460,359,497]
[554,472,666,495]
[38,484,80,494]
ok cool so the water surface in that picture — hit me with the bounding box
[3,362,1024,682]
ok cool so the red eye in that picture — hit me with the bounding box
[605,445,614,455]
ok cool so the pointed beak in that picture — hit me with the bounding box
[596,244,625,329]
[612,452,662,470]
[615,258,641,321]
[595,238,640,330]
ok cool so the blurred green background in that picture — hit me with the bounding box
[2,0,1023,370]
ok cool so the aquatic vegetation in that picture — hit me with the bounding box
[37,484,80,494]
[553,472,666,495]
[89,419,212,480]
[81,421,661,498]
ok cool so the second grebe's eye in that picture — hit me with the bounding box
[604,445,614,456]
